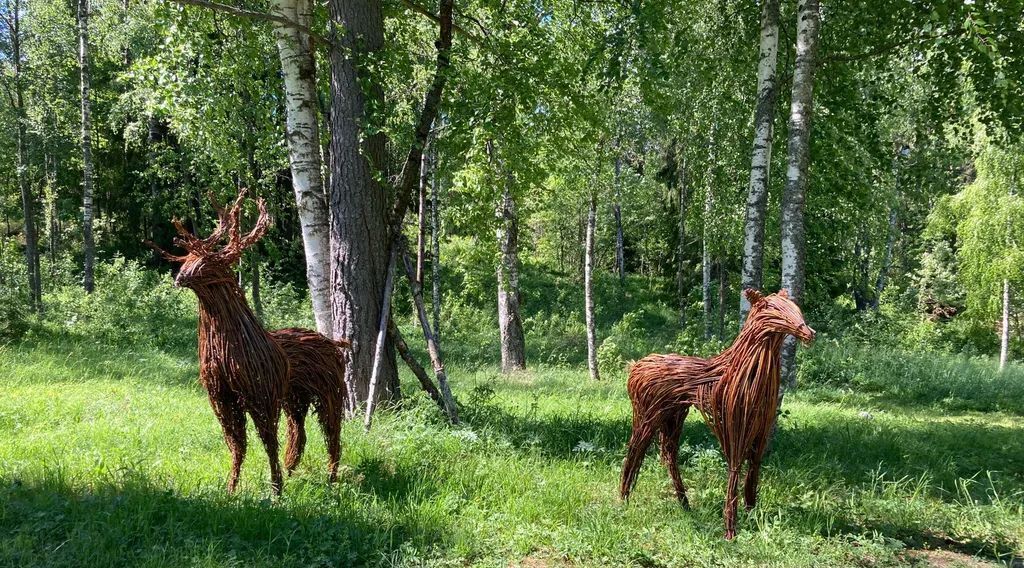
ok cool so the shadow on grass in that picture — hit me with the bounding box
[0,476,445,567]
[465,399,1024,497]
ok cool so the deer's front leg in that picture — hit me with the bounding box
[209,391,248,493]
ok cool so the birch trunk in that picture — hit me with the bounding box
[388,319,446,411]
[676,150,689,328]
[78,0,96,294]
[10,0,41,311]
[779,0,821,391]
[328,0,398,402]
[872,206,897,309]
[489,141,526,372]
[1000,279,1010,372]
[740,0,781,323]
[718,259,726,338]
[613,155,625,284]
[270,0,333,335]
[431,146,443,347]
[702,189,713,340]
[585,193,599,381]
[363,244,397,431]
[417,134,431,285]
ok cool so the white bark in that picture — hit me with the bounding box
[585,193,599,381]
[270,0,333,335]
[703,188,713,340]
[1000,279,1010,372]
[779,0,821,390]
[740,0,781,323]
[78,0,95,294]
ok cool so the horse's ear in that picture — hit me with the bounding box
[744,288,764,304]
[778,288,790,298]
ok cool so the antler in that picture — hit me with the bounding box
[218,190,271,262]
[143,239,188,263]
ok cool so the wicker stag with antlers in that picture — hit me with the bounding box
[146,191,349,495]
[620,289,815,539]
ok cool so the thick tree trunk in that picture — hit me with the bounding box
[1000,279,1010,372]
[78,0,96,294]
[779,0,821,391]
[490,141,526,372]
[739,0,781,323]
[269,0,333,335]
[585,193,599,381]
[676,150,689,328]
[10,1,41,312]
[613,155,625,284]
[328,0,398,403]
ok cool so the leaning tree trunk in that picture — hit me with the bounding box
[779,0,821,391]
[739,0,781,324]
[585,193,599,381]
[490,142,526,372]
[430,144,443,347]
[676,149,689,328]
[613,154,626,284]
[1000,279,1010,372]
[10,0,41,312]
[328,0,398,402]
[270,0,333,335]
[78,0,96,294]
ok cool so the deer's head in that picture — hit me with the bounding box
[743,288,816,344]
[145,190,270,290]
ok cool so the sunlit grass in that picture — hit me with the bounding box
[1,340,1021,566]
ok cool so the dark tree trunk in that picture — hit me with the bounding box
[328,0,398,402]
[430,144,443,349]
[78,0,96,293]
[676,147,689,328]
[10,0,41,311]
[388,319,447,411]
[490,141,527,373]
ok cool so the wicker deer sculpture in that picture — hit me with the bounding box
[146,191,349,495]
[620,289,815,539]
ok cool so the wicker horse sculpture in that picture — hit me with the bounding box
[146,191,349,494]
[620,289,815,539]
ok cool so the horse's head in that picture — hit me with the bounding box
[144,189,270,290]
[743,288,815,344]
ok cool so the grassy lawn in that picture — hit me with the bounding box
[1,340,1022,567]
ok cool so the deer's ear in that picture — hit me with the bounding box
[744,288,764,304]
[778,288,790,298]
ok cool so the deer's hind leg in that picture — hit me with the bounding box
[284,395,311,475]
[659,406,691,509]
[314,398,343,483]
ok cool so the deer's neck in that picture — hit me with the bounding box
[194,281,270,359]
[713,323,787,386]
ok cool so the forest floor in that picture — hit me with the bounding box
[1,339,1022,567]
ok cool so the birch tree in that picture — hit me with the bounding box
[77,0,95,293]
[779,0,821,389]
[585,190,599,381]
[739,0,780,323]
[269,0,332,335]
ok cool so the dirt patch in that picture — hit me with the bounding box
[905,549,1000,568]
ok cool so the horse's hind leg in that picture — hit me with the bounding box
[315,400,343,483]
[620,419,656,501]
[659,406,691,509]
[284,397,310,475]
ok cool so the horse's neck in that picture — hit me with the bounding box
[196,282,270,361]
[711,323,785,385]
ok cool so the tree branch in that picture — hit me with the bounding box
[398,0,482,46]
[165,0,335,48]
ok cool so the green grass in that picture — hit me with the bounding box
[1,339,1022,567]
